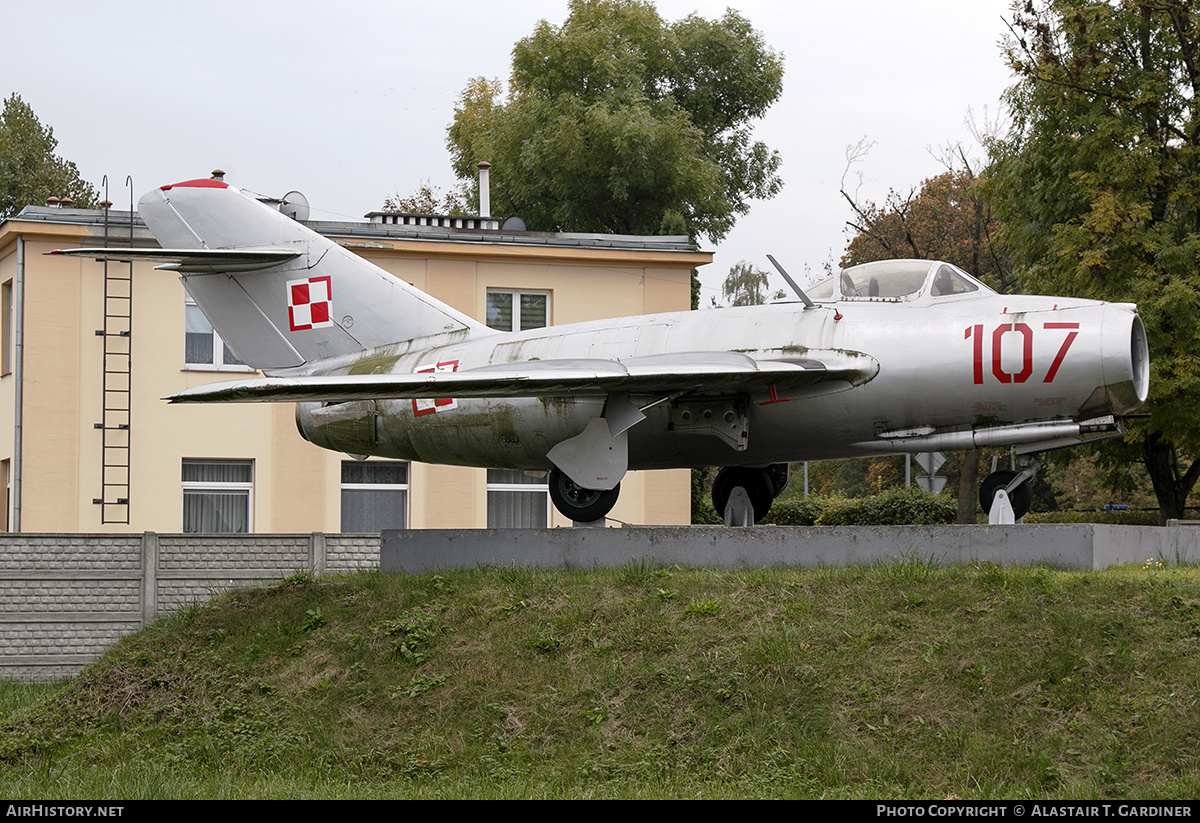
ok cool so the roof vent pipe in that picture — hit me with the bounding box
[477,161,491,218]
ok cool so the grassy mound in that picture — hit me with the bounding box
[3,562,1200,798]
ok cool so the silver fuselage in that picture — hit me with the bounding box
[296,288,1147,471]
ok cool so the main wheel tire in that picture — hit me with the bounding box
[979,470,1033,518]
[548,469,620,522]
[711,467,774,523]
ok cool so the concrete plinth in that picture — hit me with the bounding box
[381,524,1200,574]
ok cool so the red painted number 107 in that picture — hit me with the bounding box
[964,322,1079,385]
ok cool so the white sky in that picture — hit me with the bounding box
[3,0,1016,304]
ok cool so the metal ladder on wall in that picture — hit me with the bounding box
[93,177,133,524]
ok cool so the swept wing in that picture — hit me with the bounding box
[167,351,877,403]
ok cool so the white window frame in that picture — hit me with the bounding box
[340,460,410,533]
[2,280,11,377]
[184,296,253,372]
[181,459,254,533]
[485,289,550,332]
[486,469,551,528]
[1,458,9,532]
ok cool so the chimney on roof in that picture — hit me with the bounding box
[45,196,60,208]
[477,161,491,218]
[60,197,73,208]
[211,169,225,181]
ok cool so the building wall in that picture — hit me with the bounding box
[0,211,703,533]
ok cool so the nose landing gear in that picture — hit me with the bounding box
[979,456,1042,524]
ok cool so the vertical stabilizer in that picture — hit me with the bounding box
[139,179,490,370]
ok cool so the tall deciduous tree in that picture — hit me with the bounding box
[841,149,1011,291]
[721,260,773,307]
[382,180,469,215]
[0,94,96,220]
[985,0,1200,523]
[446,0,783,243]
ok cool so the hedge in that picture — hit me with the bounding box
[694,486,957,526]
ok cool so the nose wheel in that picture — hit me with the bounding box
[979,457,1041,522]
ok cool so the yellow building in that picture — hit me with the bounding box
[0,196,708,533]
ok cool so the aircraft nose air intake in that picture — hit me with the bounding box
[1103,307,1150,415]
[1130,312,1150,404]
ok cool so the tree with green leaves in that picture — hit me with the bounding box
[842,163,1012,292]
[721,260,778,307]
[445,0,783,243]
[381,180,469,215]
[985,0,1200,523]
[0,93,96,220]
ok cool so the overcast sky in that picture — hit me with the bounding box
[4,0,1016,304]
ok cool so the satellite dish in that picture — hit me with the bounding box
[281,191,310,222]
[500,216,526,231]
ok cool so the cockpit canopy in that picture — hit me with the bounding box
[805,260,991,302]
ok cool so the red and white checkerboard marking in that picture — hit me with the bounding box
[413,360,459,416]
[287,276,334,331]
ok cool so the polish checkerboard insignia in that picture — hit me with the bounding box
[287,276,334,331]
[413,360,459,416]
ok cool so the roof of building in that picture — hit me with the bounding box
[9,206,704,255]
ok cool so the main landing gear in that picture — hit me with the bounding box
[979,456,1042,524]
[712,464,790,526]
[548,468,621,524]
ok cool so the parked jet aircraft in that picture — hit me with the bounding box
[52,177,1150,524]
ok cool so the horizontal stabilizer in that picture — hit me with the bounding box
[54,179,491,370]
[48,247,301,273]
[167,352,872,403]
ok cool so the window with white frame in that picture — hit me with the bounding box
[2,280,11,377]
[486,290,549,332]
[341,461,409,532]
[185,297,247,369]
[487,469,550,528]
[1,458,9,532]
[182,459,253,533]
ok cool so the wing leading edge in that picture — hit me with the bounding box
[167,351,879,403]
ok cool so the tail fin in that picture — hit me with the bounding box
[139,178,489,371]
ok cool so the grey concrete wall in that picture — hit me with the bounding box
[0,532,379,681]
[382,524,1200,574]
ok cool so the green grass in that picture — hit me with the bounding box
[0,682,62,723]
[3,561,1200,798]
